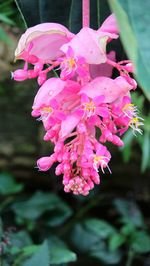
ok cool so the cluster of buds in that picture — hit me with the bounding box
[12,14,143,195]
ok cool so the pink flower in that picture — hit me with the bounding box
[59,46,89,80]
[13,13,142,196]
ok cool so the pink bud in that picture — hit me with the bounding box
[27,55,38,64]
[124,63,134,73]
[43,130,56,141]
[37,156,53,171]
[63,152,69,161]
[63,162,71,172]
[28,70,38,79]
[34,62,43,72]
[112,135,124,147]
[38,73,47,85]
[12,69,28,81]
[55,164,63,175]
[54,142,64,153]
[63,175,71,186]
[31,109,40,117]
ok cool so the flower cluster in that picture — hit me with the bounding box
[13,14,143,195]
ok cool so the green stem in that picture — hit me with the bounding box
[126,250,134,266]
[0,196,14,213]
[97,0,100,27]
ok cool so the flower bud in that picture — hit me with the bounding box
[38,73,47,85]
[11,69,28,81]
[37,156,53,171]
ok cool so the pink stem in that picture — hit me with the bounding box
[82,0,90,27]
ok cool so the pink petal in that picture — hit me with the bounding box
[80,76,132,103]
[81,94,90,103]
[15,23,74,63]
[90,51,116,78]
[61,27,107,64]
[96,107,109,117]
[60,112,81,138]
[93,95,105,105]
[32,78,66,110]
[98,14,119,36]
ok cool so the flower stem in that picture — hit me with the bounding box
[82,0,90,27]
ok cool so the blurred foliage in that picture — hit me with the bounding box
[0,172,150,266]
[109,0,150,101]
[0,0,23,44]
[121,92,150,172]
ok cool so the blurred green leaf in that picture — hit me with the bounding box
[109,233,125,251]
[90,242,122,265]
[71,218,121,264]
[0,26,12,45]
[71,223,101,252]
[108,0,150,100]
[132,93,145,110]
[0,217,3,237]
[114,199,144,227]
[108,0,137,63]
[121,130,134,163]
[48,236,77,264]
[22,240,49,266]
[84,218,116,239]
[0,173,23,195]
[141,131,150,172]
[12,191,71,222]
[9,230,33,249]
[120,223,136,237]
[0,13,14,25]
[131,231,150,253]
[46,201,72,227]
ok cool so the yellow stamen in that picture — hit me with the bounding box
[83,101,96,112]
[68,58,76,68]
[94,155,103,164]
[123,103,134,111]
[42,106,53,113]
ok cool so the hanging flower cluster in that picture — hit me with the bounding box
[12,14,143,196]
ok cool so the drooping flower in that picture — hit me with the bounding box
[13,11,142,196]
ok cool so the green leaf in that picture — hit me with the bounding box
[120,223,136,237]
[0,173,23,195]
[141,131,150,172]
[9,230,33,249]
[12,191,69,221]
[46,201,72,227]
[108,0,150,100]
[71,223,100,252]
[121,130,134,163]
[90,242,122,265]
[0,14,14,25]
[108,0,137,64]
[109,233,125,251]
[48,236,77,264]
[114,199,144,227]
[84,218,116,239]
[131,231,150,253]
[22,240,49,266]
[0,27,12,45]
[71,219,116,254]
